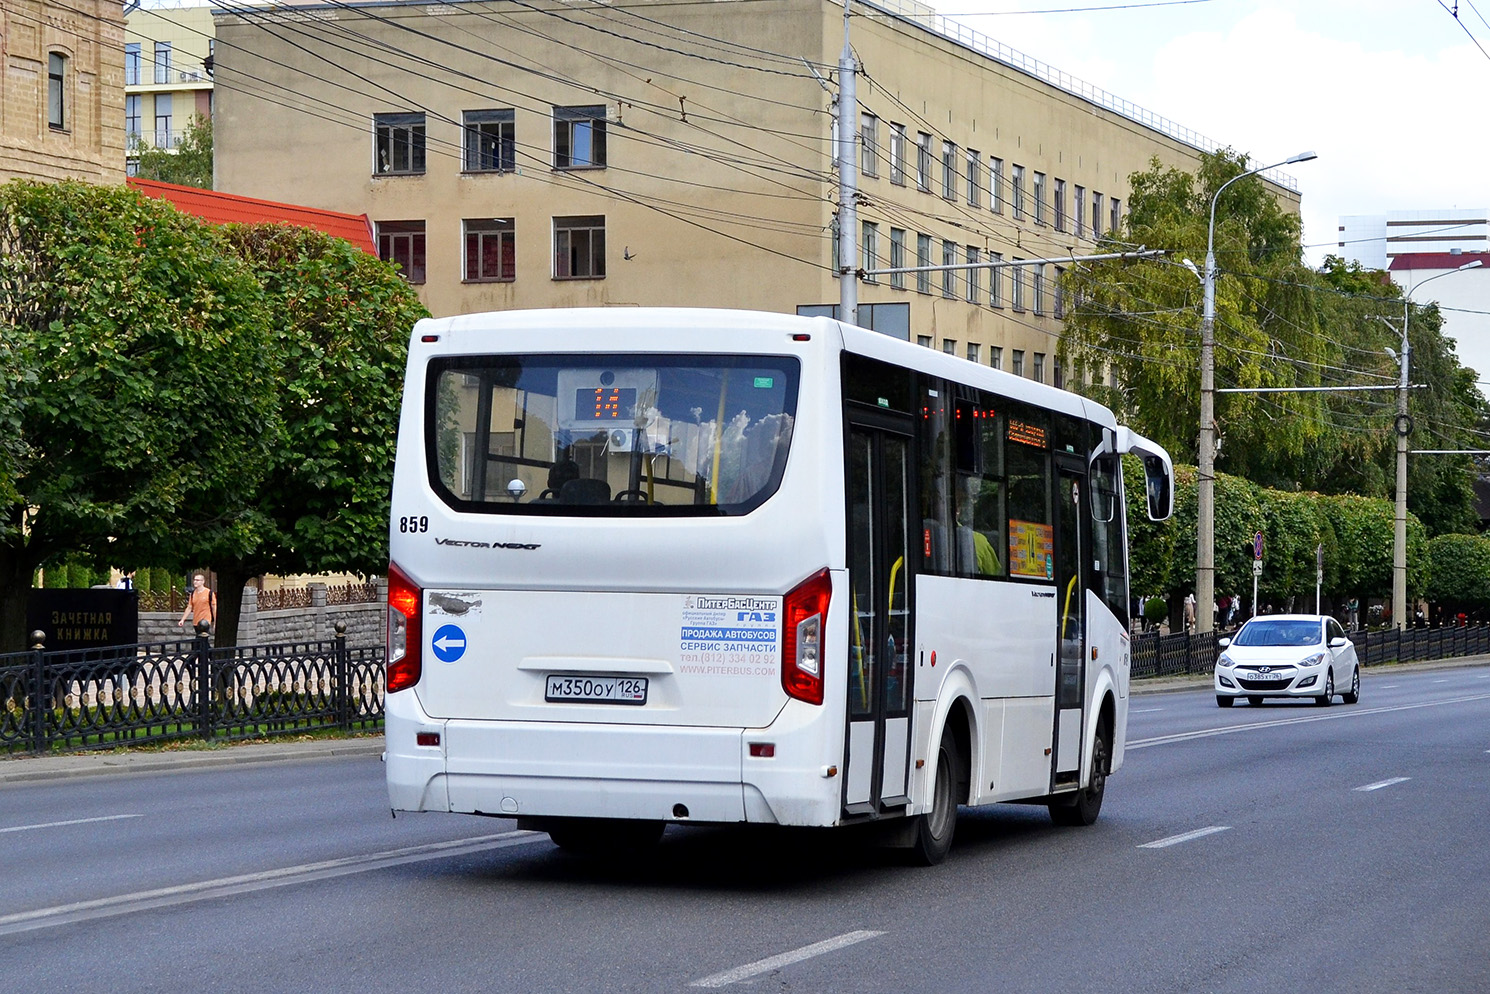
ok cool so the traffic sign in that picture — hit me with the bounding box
[431,624,467,663]
[1254,531,1264,561]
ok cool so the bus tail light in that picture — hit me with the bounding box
[387,561,422,693]
[782,568,831,705]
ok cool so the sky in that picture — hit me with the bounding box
[926,0,1490,268]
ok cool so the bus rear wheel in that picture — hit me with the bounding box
[1049,726,1109,827]
[908,729,961,865]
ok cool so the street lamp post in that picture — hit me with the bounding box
[1197,151,1316,632]
[1391,259,1483,630]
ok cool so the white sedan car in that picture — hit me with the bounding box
[1214,614,1361,707]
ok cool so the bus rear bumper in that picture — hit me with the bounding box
[386,694,842,827]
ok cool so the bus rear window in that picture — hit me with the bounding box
[426,354,799,515]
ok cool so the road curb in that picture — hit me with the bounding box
[0,736,385,786]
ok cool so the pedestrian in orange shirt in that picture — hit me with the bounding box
[178,571,217,632]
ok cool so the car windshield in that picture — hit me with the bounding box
[427,353,799,516]
[1233,620,1322,647]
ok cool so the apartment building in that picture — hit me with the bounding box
[0,0,125,183]
[123,2,214,171]
[212,0,1300,385]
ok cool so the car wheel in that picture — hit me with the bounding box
[1342,667,1360,705]
[1049,725,1109,827]
[1247,695,1264,706]
[1216,695,1234,708]
[909,728,961,865]
[1315,670,1335,707]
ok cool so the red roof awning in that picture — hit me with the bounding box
[128,177,376,255]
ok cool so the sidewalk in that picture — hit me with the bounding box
[4,654,1487,785]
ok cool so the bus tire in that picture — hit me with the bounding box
[909,728,961,865]
[1048,725,1109,827]
[546,817,664,855]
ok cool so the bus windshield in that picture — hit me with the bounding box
[426,353,799,515]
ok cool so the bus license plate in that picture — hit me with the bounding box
[545,675,648,705]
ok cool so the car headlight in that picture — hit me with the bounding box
[1301,651,1326,668]
[1218,653,1235,669]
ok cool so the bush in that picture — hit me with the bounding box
[1143,597,1168,625]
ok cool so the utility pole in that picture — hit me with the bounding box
[836,0,858,328]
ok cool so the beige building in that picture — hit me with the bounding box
[0,0,125,183]
[123,2,213,170]
[213,0,1300,382]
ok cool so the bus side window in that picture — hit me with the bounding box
[1003,405,1051,579]
[1089,453,1128,625]
[919,380,952,575]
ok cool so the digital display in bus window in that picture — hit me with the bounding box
[577,387,636,422]
[1006,418,1048,448]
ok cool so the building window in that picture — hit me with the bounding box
[47,53,67,130]
[861,113,878,178]
[942,240,957,298]
[1012,349,1025,377]
[965,246,980,302]
[1033,171,1045,225]
[1054,178,1067,232]
[966,149,981,207]
[943,339,957,355]
[375,113,426,175]
[889,228,906,290]
[554,215,606,279]
[990,157,1004,214]
[125,43,141,86]
[889,124,906,185]
[153,41,172,85]
[377,221,427,284]
[1053,266,1066,319]
[1032,264,1045,315]
[125,95,141,145]
[990,346,1002,370]
[989,252,1003,307]
[917,335,933,348]
[464,109,515,172]
[1011,165,1025,219]
[862,220,879,282]
[1075,185,1086,237]
[1053,358,1064,390]
[1091,191,1104,237]
[916,233,932,294]
[554,105,607,169]
[916,133,933,192]
[1111,197,1122,236]
[153,93,173,148]
[1033,352,1045,383]
[463,218,515,282]
[942,141,957,201]
[966,343,980,363]
[1011,260,1025,311]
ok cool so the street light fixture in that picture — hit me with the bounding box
[1197,151,1316,633]
[1391,258,1483,629]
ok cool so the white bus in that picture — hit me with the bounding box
[385,308,1173,863]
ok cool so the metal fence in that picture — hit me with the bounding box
[0,628,384,756]
[1131,624,1490,679]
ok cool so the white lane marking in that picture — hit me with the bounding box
[1129,693,1490,750]
[1356,777,1411,792]
[690,931,885,988]
[1138,826,1231,849]
[0,813,142,835]
[1380,684,1399,689]
[0,830,543,936]
[1130,707,1165,713]
[1434,679,1450,684]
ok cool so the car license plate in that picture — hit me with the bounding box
[545,675,648,705]
[1250,672,1286,683]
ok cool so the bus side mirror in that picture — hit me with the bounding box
[1143,455,1172,522]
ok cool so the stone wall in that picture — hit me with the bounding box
[140,580,386,648]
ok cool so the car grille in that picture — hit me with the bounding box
[1238,677,1293,691]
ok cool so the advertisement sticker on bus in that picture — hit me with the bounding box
[678,594,782,676]
[1008,520,1055,579]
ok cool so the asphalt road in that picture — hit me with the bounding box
[2,663,1487,993]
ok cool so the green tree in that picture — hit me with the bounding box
[0,180,275,650]
[133,114,213,190]
[198,223,428,645]
[1426,533,1490,617]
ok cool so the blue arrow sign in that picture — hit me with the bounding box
[430,624,467,663]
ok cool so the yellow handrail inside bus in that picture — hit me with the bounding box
[708,371,729,504]
[1061,574,1078,640]
[851,586,866,709]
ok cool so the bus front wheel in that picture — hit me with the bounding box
[1048,727,1108,827]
